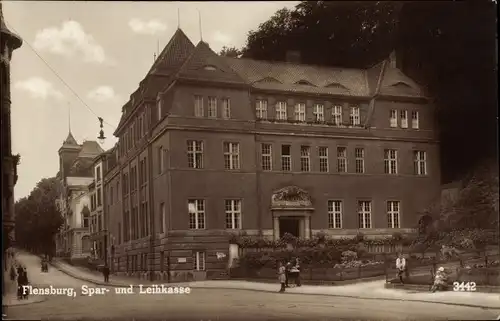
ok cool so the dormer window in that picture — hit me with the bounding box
[203,65,217,71]
[295,80,314,86]
[325,83,348,90]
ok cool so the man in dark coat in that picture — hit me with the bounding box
[102,265,110,283]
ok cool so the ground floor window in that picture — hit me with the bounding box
[193,251,205,271]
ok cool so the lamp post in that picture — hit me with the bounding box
[103,229,108,267]
[97,117,106,145]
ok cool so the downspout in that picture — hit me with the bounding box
[148,116,155,282]
[363,60,388,129]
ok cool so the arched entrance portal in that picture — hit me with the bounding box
[271,186,313,241]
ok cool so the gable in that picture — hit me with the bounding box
[177,42,246,84]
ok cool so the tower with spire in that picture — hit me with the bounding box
[1,0,23,266]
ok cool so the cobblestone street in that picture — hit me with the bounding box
[3,253,499,320]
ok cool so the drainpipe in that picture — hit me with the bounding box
[147,134,155,281]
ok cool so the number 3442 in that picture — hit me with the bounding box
[453,281,477,292]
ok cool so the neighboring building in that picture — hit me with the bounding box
[105,28,440,281]
[1,0,22,257]
[55,132,103,261]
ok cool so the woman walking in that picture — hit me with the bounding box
[278,261,286,293]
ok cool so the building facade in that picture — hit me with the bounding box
[55,132,103,261]
[104,29,440,281]
[1,0,22,257]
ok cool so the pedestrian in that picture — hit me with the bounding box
[395,253,406,284]
[294,258,301,287]
[21,267,29,299]
[16,265,23,299]
[10,264,16,281]
[278,261,286,293]
[285,260,292,288]
[103,265,110,283]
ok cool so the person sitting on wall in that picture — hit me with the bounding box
[395,253,407,284]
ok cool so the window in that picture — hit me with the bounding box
[118,222,121,244]
[281,145,291,171]
[160,251,165,272]
[222,98,231,119]
[328,200,342,229]
[96,166,101,182]
[261,144,272,171]
[294,103,305,122]
[140,116,144,137]
[256,100,268,119]
[109,187,113,205]
[157,99,162,121]
[332,105,342,126]
[300,146,310,172]
[208,97,217,118]
[350,106,360,126]
[194,96,204,117]
[400,110,408,128]
[276,101,287,120]
[82,211,90,228]
[355,148,365,174]
[159,202,165,233]
[223,142,240,170]
[188,199,205,229]
[97,188,102,206]
[318,147,329,172]
[358,201,372,229]
[390,110,398,128]
[157,146,164,174]
[187,140,203,169]
[411,111,419,129]
[193,251,205,271]
[313,104,324,122]
[225,199,241,229]
[414,151,427,175]
[387,201,400,228]
[384,149,398,174]
[337,147,347,173]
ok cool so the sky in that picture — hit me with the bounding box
[3,1,299,201]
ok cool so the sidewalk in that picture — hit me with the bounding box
[51,259,500,310]
[2,269,46,307]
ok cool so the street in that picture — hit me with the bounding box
[4,254,500,321]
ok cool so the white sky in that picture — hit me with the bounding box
[4,1,299,200]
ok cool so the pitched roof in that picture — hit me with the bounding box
[148,28,195,75]
[0,1,22,49]
[68,158,94,177]
[378,65,424,97]
[223,57,370,97]
[176,41,246,84]
[63,132,78,146]
[77,141,104,158]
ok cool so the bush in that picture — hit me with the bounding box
[341,250,358,263]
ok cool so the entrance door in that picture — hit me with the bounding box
[279,217,300,238]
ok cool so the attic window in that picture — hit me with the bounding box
[203,65,217,71]
[255,77,282,84]
[325,83,348,90]
[391,82,412,89]
[295,80,315,86]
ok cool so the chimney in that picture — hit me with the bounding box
[285,50,301,64]
[389,50,404,70]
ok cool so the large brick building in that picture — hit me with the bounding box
[104,28,440,281]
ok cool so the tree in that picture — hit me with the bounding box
[239,1,497,182]
[15,177,63,255]
[219,46,242,58]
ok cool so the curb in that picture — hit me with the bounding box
[2,296,47,307]
[51,262,500,310]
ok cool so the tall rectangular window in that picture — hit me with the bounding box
[281,145,291,171]
[355,148,365,174]
[223,142,240,170]
[313,104,324,122]
[387,201,400,228]
[332,105,342,126]
[261,143,272,171]
[300,146,311,172]
[400,110,408,128]
[225,199,241,229]
[390,110,398,128]
[318,147,329,172]
[256,100,268,119]
[337,147,347,173]
[222,98,231,119]
[328,200,342,229]
[411,111,419,129]
[276,101,287,120]
[193,251,205,271]
[194,96,204,117]
[188,199,205,230]
[384,149,398,174]
[157,146,164,174]
[358,201,372,229]
[159,202,165,233]
[294,103,306,122]
[413,151,427,175]
[157,99,162,121]
[187,140,203,169]
[208,97,217,118]
[350,106,360,126]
